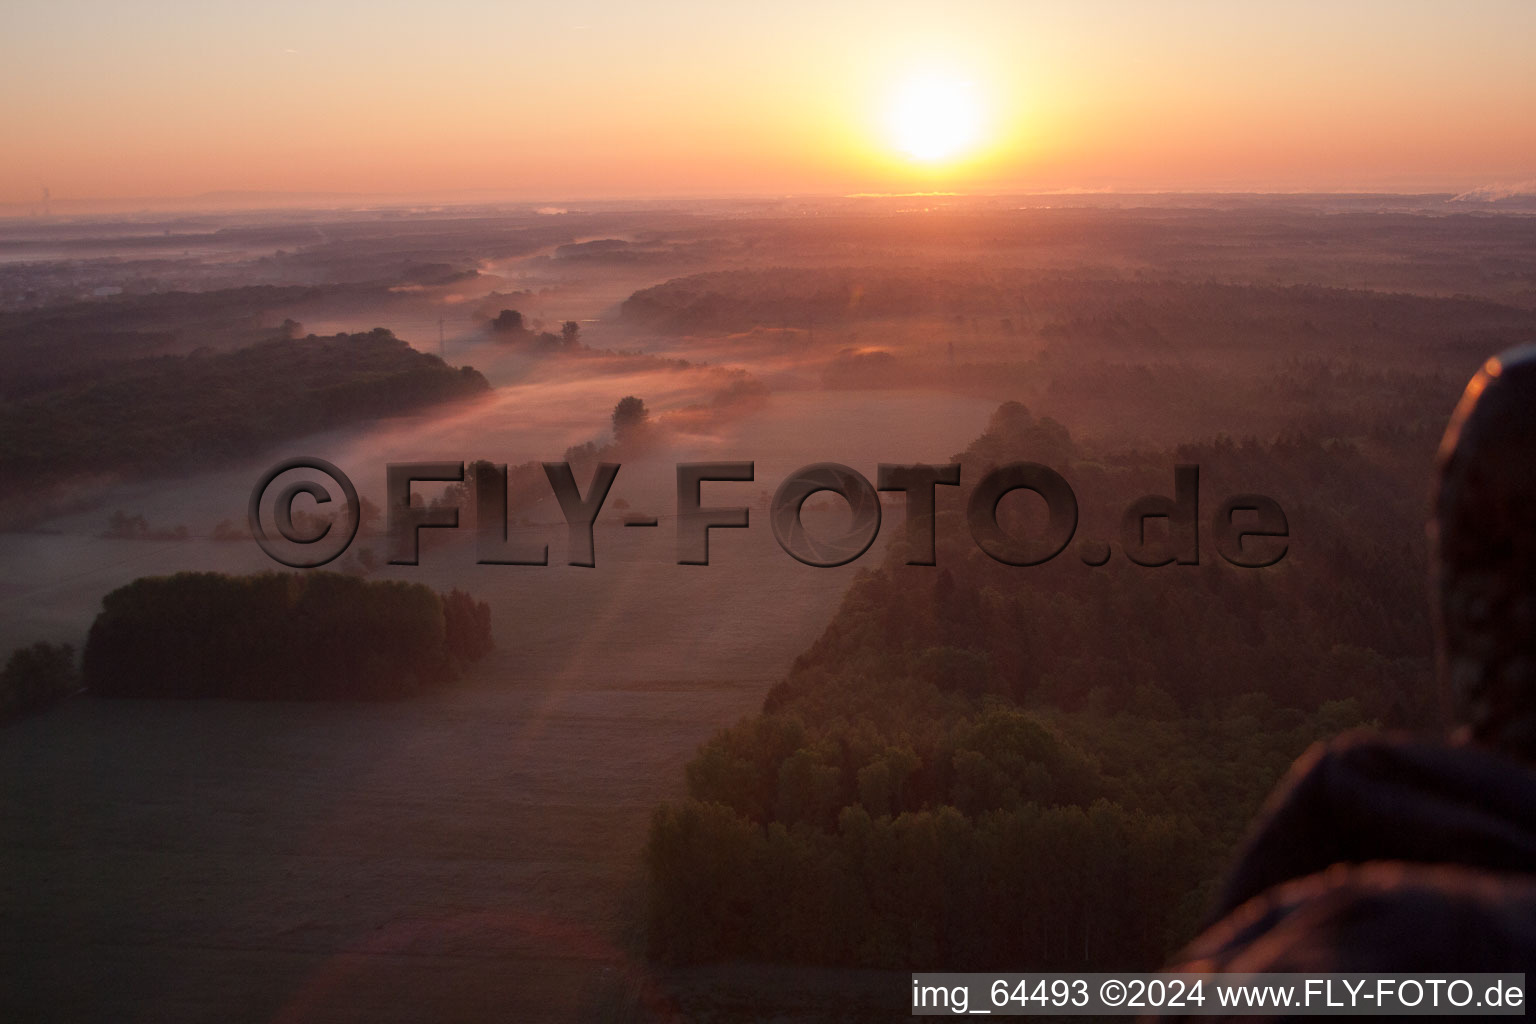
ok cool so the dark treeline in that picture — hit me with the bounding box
[83,572,492,700]
[0,284,323,397]
[0,329,488,514]
[0,642,78,721]
[646,398,1443,970]
[620,267,1536,362]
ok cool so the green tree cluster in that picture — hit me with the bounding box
[646,400,1432,969]
[0,329,489,508]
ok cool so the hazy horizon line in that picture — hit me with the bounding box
[5,182,1535,221]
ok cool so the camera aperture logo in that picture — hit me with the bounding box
[249,458,1289,571]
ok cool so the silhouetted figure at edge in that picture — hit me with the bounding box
[1162,347,1536,989]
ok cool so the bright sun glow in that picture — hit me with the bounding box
[885,73,986,163]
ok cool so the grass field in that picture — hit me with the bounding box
[2,652,782,1021]
[0,391,993,1022]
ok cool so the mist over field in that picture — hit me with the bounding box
[3,194,1536,1020]
[6,0,1536,1013]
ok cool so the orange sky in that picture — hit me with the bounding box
[3,0,1534,204]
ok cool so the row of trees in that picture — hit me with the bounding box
[647,798,1199,969]
[488,309,583,352]
[618,267,1536,355]
[82,572,493,699]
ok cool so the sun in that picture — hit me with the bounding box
[885,72,986,163]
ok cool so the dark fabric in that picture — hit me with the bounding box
[1208,730,1536,926]
[1182,864,1536,973]
[1153,733,1536,1018]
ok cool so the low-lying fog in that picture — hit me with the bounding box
[0,227,996,669]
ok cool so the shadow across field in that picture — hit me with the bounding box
[0,666,768,1022]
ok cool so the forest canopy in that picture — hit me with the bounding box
[0,329,489,518]
[645,399,1438,971]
